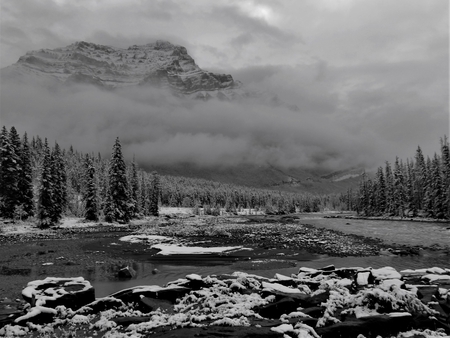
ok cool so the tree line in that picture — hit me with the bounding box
[0,126,350,225]
[354,137,450,220]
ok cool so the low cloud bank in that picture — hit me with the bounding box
[1,62,447,172]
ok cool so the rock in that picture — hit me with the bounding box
[255,297,298,319]
[316,314,414,338]
[21,277,95,310]
[110,285,191,306]
[117,265,136,279]
[355,270,375,286]
[416,285,439,304]
[75,297,125,315]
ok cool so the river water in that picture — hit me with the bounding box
[91,215,450,297]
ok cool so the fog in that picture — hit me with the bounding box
[1,60,447,172]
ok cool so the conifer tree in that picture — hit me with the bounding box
[423,157,433,217]
[50,142,67,223]
[106,137,131,223]
[405,159,417,217]
[0,127,21,218]
[384,161,394,215]
[375,167,386,215]
[414,146,426,211]
[149,171,160,216]
[393,158,406,217]
[83,155,98,221]
[129,157,140,217]
[19,133,34,218]
[431,154,444,218]
[440,136,450,218]
[37,139,54,227]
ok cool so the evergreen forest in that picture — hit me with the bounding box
[0,126,449,226]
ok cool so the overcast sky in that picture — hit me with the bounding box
[0,0,448,171]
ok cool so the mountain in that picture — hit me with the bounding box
[143,163,364,194]
[0,40,247,100]
[0,39,361,194]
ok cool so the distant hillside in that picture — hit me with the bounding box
[142,162,363,194]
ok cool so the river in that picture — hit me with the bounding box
[91,215,450,297]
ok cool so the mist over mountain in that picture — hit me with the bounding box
[0,39,447,191]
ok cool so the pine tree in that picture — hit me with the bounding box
[149,171,160,217]
[83,155,98,221]
[106,137,131,223]
[129,157,139,217]
[50,142,67,223]
[431,154,444,218]
[440,136,450,218]
[19,133,34,218]
[384,161,394,215]
[375,167,386,215]
[423,157,434,217]
[414,146,426,211]
[37,139,54,228]
[0,127,21,218]
[405,159,417,217]
[393,157,406,217]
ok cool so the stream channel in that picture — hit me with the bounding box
[86,215,450,297]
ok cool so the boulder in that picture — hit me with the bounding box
[21,277,95,310]
[118,266,136,279]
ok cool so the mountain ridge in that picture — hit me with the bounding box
[1,40,247,100]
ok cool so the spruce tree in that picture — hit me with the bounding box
[19,133,34,218]
[440,136,450,218]
[83,155,98,221]
[384,161,394,215]
[106,137,131,223]
[149,171,160,216]
[375,167,386,215]
[393,158,406,217]
[431,154,444,218]
[414,146,426,211]
[0,127,21,218]
[129,157,140,217]
[37,139,54,227]
[50,142,67,223]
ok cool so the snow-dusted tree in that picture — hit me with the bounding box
[384,161,394,215]
[149,171,160,216]
[106,137,131,223]
[19,132,34,218]
[83,155,98,221]
[50,142,67,223]
[440,136,450,218]
[129,157,140,217]
[0,127,21,218]
[37,139,54,228]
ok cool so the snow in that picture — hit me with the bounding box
[151,243,249,255]
[422,274,450,283]
[357,271,371,285]
[271,323,294,334]
[372,267,401,280]
[119,234,173,244]
[14,305,57,323]
[0,325,30,337]
[262,281,303,294]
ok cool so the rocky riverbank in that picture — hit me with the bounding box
[1,265,449,338]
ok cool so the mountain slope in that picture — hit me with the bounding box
[1,40,246,100]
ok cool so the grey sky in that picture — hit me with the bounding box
[0,0,448,170]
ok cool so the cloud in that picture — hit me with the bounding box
[0,0,447,173]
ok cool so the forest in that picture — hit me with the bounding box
[0,125,449,226]
[355,137,450,220]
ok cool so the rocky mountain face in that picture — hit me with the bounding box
[1,40,247,100]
